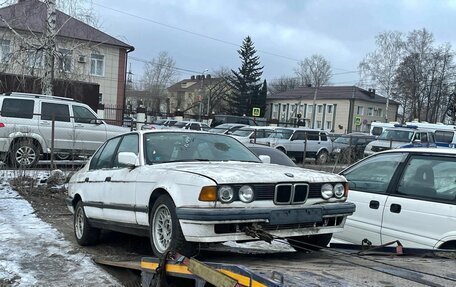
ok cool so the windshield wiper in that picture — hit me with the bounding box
[162,158,211,163]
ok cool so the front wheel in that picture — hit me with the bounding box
[150,195,196,258]
[10,140,40,168]
[316,150,329,165]
[288,233,333,251]
[74,201,100,246]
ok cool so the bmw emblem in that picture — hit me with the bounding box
[285,173,294,178]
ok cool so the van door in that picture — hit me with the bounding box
[38,101,74,152]
[71,104,107,155]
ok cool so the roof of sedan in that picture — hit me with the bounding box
[375,147,456,156]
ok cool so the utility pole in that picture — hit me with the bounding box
[42,0,56,95]
[311,87,318,129]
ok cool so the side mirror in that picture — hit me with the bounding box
[259,155,271,164]
[90,119,103,125]
[118,152,138,167]
[413,139,421,145]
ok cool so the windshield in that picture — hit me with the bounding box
[144,132,261,164]
[209,124,233,134]
[174,122,188,128]
[232,128,253,137]
[378,129,414,142]
[334,136,351,144]
[269,129,293,139]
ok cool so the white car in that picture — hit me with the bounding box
[335,148,456,249]
[230,126,275,144]
[66,130,355,257]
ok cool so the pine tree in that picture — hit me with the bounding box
[228,36,264,116]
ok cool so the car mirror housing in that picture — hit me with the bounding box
[118,152,138,167]
[89,119,103,125]
[258,155,271,164]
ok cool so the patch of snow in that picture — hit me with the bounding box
[0,170,120,286]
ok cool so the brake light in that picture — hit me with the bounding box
[0,123,4,128]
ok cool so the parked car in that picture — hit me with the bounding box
[256,128,333,164]
[208,123,248,134]
[335,148,456,249]
[141,119,178,130]
[66,130,355,257]
[364,126,436,157]
[230,126,275,144]
[0,92,129,167]
[171,121,210,131]
[331,133,376,163]
[245,144,296,167]
[210,114,267,127]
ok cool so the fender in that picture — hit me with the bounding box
[8,132,48,152]
[434,232,456,248]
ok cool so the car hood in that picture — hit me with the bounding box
[155,161,345,184]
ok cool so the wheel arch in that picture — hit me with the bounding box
[438,240,456,249]
[9,136,44,154]
[148,188,173,220]
[72,193,82,208]
[276,145,287,153]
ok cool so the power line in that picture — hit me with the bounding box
[93,1,357,72]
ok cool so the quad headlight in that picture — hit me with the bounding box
[321,183,346,199]
[321,183,334,199]
[218,186,234,203]
[334,183,345,198]
[239,185,254,203]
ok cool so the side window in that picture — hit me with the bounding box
[421,133,428,143]
[89,142,106,170]
[342,153,406,194]
[1,98,34,118]
[94,137,121,169]
[190,123,199,130]
[114,134,139,167]
[72,105,98,123]
[320,132,328,141]
[292,131,304,140]
[413,132,420,141]
[397,156,456,202]
[41,102,70,122]
[307,131,319,141]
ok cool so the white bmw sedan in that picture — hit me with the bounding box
[66,130,355,257]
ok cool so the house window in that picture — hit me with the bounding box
[367,107,373,116]
[326,121,332,130]
[272,104,279,119]
[375,108,383,117]
[317,105,323,114]
[282,105,286,112]
[27,50,43,68]
[317,120,322,129]
[0,39,10,63]
[308,105,313,114]
[357,106,364,115]
[58,49,72,72]
[327,105,333,114]
[90,53,104,76]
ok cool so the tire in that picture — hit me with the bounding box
[150,195,196,258]
[74,201,100,246]
[288,233,333,251]
[10,139,40,168]
[276,147,286,154]
[316,150,329,165]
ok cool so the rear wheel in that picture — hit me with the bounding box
[150,195,196,258]
[74,201,100,245]
[288,233,333,251]
[10,139,40,168]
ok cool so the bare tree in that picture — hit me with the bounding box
[205,67,233,115]
[269,75,300,95]
[359,31,405,122]
[141,51,179,114]
[294,54,332,87]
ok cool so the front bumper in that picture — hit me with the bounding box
[177,202,356,242]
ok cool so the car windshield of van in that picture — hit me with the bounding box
[269,129,293,139]
[232,128,253,137]
[378,129,414,142]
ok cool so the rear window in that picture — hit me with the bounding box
[1,98,34,119]
[372,127,383,136]
[435,130,454,144]
[41,102,70,122]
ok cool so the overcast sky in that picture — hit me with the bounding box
[93,0,456,86]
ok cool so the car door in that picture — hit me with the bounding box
[101,133,140,224]
[337,152,407,245]
[381,155,456,248]
[71,104,107,154]
[38,101,74,152]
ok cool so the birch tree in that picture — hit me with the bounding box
[294,54,332,87]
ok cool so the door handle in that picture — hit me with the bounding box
[369,200,379,209]
[105,177,111,182]
[85,177,89,182]
[75,124,84,128]
[40,121,50,126]
[390,203,401,213]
